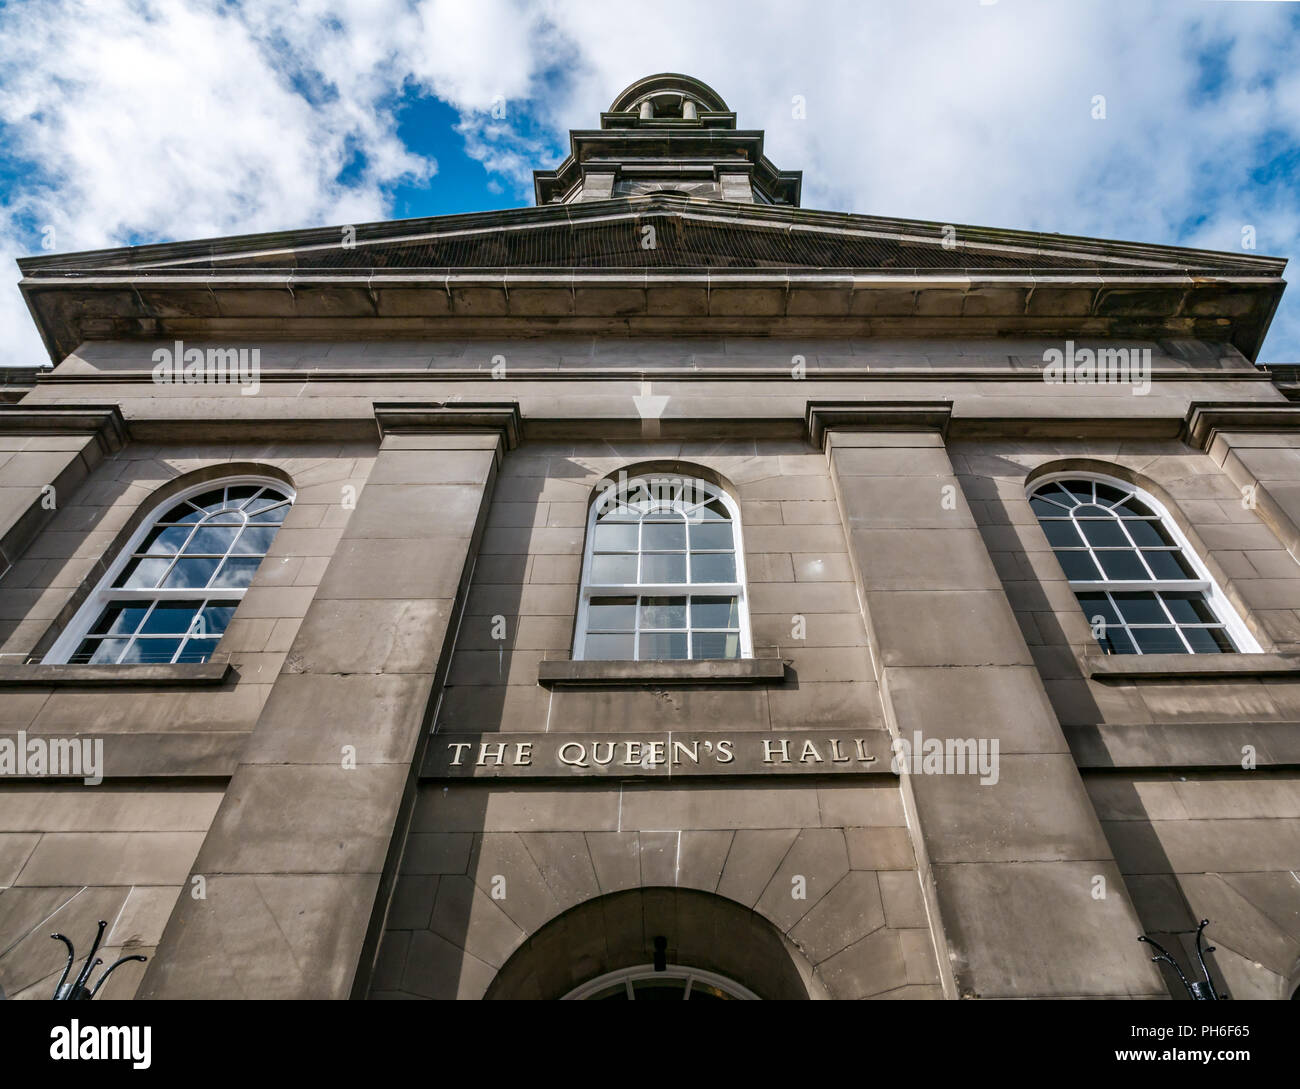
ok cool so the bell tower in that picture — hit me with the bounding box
[533,72,801,206]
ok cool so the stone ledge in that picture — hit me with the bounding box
[1066,720,1300,769]
[1086,652,1300,682]
[0,731,245,779]
[0,661,232,687]
[537,657,786,686]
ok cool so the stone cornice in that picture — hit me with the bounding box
[31,367,1277,386]
[1183,401,1300,450]
[0,403,127,455]
[17,269,1286,365]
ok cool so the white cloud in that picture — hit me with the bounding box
[1,0,1297,363]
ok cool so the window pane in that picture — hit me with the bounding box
[1061,481,1094,503]
[245,492,284,514]
[161,556,220,589]
[1075,592,1120,626]
[160,501,203,524]
[640,597,687,629]
[1055,551,1101,581]
[1096,550,1149,581]
[1162,592,1218,625]
[693,596,740,628]
[1096,626,1136,655]
[187,490,227,513]
[85,638,130,664]
[640,632,688,660]
[1183,627,1234,653]
[232,525,277,555]
[225,485,261,504]
[1124,519,1173,547]
[1143,550,1194,579]
[591,554,638,583]
[642,520,686,551]
[690,553,736,583]
[115,556,171,589]
[141,524,193,555]
[689,523,733,550]
[588,598,636,631]
[1094,482,1129,505]
[692,632,740,659]
[586,983,630,1001]
[248,503,291,524]
[593,522,638,552]
[595,504,638,522]
[631,980,688,1000]
[1041,520,1084,548]
[175,639,220,664]
[1030,483,1074,510]
[1131,628,1186,654]
[209,556,262,589]
[1112,592,1167,625]
[139,601,204,635]
[1029,494,1071,517]
[122,638,183,664]
[1116,495,1155,518]
[188,525,240,554]
[89,603,150,636]
[201,602,238,633]
[585,633,634,660]
[1079,519,1128,547]
[642,553,687,583]
[696,500,729,522]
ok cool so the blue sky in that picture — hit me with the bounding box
[0,0,1298,364]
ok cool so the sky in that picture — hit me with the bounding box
[0,0,1298,365]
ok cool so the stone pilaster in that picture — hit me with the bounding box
[0,407,125,575]
[139,403,519,999]
[812,403,1166,999]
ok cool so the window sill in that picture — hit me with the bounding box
[1086,652,1300,682]
[0,660,233,687]
[538,657,787,686]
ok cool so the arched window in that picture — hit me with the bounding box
[564,965,758,1000]
[1027,474,1255,655]
[44,477,294,665]
[575,474,752,661]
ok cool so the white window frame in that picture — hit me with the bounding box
[1029,470,1259,654]
[562,964,759,1000]
[43,474,295,665]
[573,475,754,661]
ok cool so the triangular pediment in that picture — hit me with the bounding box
[15,194,1288,365]
[17,194,1282,276]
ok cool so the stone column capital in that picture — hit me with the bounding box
[372,401,522,449]
[805,400,952,450]
[1183,401,1300,452]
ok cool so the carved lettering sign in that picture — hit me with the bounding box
[421,731,893,780]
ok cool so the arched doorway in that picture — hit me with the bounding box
[485,887,824,1000]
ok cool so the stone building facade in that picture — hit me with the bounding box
[1,74,1298,1001]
